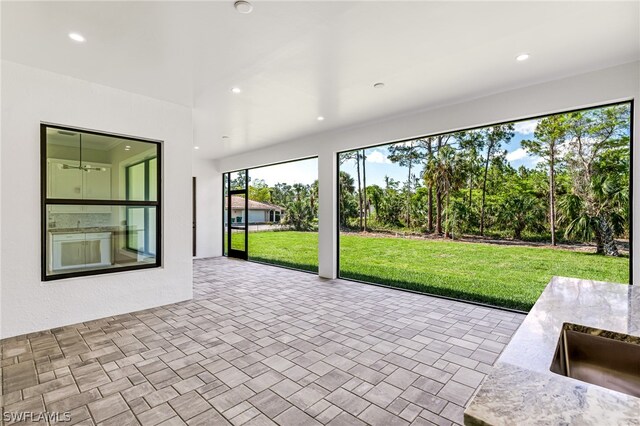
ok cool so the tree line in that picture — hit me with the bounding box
[339,104,630,256]
[230,176,319,231]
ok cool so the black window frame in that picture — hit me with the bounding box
[221,156,319,273]
[125,158,157,255]
[336,100,634,309]
[41,123,162,281]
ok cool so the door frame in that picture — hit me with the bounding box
[227,171,249,260]
[192,177,196,257]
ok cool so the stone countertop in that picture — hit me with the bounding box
[464,276,640,425]
[48,226,122,234]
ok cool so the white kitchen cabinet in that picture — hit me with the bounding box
[50,232,113,271]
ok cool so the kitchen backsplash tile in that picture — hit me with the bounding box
[50,213,112,228]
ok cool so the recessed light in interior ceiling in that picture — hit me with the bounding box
[68,32,85,43]
[222,136,230,140]
[231,87,242,94]
[373,82,385,89]
[57,130,77,136]
[317,116,325,121]
[194,146,200,150]
[234,1,253,14]
[516,53,530,61]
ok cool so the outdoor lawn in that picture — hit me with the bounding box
[241,231,629,311]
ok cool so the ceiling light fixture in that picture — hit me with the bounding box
[194,146,200,150]
[373,82,385,89]
[234,1,253,14]
[68,32,85,43]
[516,53,530,61]
[317,116,325,121]
[231,87,242,94]
[222,136,229,140]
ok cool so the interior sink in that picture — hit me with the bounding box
[550,323,640,397]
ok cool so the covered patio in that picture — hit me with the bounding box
[1,259,523,425]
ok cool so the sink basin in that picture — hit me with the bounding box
[550,323,640,397]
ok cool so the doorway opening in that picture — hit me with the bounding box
[222,157,318,271]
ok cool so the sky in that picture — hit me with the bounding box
[245,120,542,188]
[245,105,631,189]
[340,119,542,187]
[249,157,318,186]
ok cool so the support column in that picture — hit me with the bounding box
[318,150,337,279]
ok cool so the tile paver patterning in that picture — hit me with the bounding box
[1,258,524,425]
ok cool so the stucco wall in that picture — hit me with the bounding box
[0,61,194,339]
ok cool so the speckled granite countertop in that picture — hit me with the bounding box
[464,276,639,425]
[48,226,122,234]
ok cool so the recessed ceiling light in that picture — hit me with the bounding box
[194,146,200,150]
[222,136,229,140]
[234,0,253,14]
[373,82,385,89]
[68,32,85,43]
[317,116,325,121]
[516,53,530,61]
[231,87,242,94]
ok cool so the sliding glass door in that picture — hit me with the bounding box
[227,170,248,260]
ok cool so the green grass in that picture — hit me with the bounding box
[247,231,319,273]
[236,231,629,311]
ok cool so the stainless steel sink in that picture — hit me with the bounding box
[550,323,640,397]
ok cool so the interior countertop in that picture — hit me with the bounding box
[48,226,122,234]
[464,276,639,425]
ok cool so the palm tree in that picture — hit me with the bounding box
[561,104,630,255]
[366,185,383,221]
[424,146,463,237]
[499,194,545,240]
[338,171,357,227]
[558,175,627,256]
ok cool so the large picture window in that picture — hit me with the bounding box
[41,124,161,280]
[337,102,632,311]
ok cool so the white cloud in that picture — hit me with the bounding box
[505,147,528,162]
[514,119,538,135]
[367,150,391,164]
[506,148,544,168]
[532,156,544,165]
[250,158,318,186]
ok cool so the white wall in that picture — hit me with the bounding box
[214,61,640,279]
[0,61,193,339]
[192,157,222,258]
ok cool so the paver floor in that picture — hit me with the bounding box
[1,257,524,425]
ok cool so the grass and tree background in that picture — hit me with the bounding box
[229,103,631,311]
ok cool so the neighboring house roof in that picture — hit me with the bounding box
[227,196,285,211]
